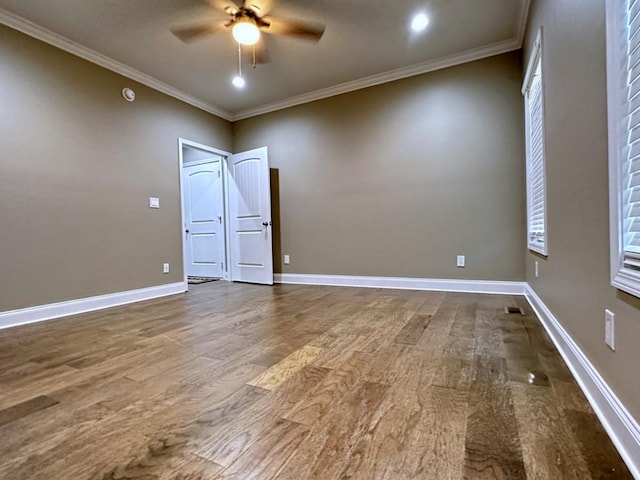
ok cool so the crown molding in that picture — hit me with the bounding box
[230,37,521,121]
[0,8,233,121]
[516,0,532,45]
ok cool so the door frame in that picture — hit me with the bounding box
[178,138,232,291]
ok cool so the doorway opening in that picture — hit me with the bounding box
[179,139,231,289]
[178,139,274,290]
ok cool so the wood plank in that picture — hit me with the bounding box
[394,385,469,480]
[276,381,389,480]
[565,409,634,479]
[337,372,467,480]
[431,333,475,391]
[464,354,527,479]
[474,309,504,356]
[213,418,309,480]
[310,334,368,368]
[246,345,322,391]
[269,365,331,412]
[0,395,58,427]
[195,363,329,467]
[103,359,263,412]
[510,383,594,479]
[415,303,458,352]
[393,313,431,345]
[96,437,225,480]
[550,380,594,413]
[283,352,372,426]
[125,354,218,383]
[361,343,424,386]
[449,302,477,339]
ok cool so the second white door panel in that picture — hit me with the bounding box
[183,160,224,278]
[228,147,273,285]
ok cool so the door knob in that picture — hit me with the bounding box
[262,221,269,227]
[185,229,190,234]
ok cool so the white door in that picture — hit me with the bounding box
[182,160,224,278]
[228,147,273,285]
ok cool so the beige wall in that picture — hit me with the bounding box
[0,25,233,311]
[234,52,526,281]
[524,0,640,421]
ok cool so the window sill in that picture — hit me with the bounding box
[528,243,548,257]
[612,270,640,299]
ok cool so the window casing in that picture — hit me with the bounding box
[523,29,548,256]
[607,0,640,298]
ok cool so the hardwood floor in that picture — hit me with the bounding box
[0,282,632,479]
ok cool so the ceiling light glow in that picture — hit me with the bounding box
[411,13,429,32]
[233,20,261,45]
[232,75,246,88]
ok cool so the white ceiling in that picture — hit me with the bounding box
[0,0,530,120]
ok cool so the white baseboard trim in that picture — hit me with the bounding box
[525,286,640,479]
[274,273,527,295]
[0,282,186,331]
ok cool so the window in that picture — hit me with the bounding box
[523,29,548,256]
[607,0,640,298]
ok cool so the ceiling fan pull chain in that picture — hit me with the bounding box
[238,42,243,77]
[253,45,256,69]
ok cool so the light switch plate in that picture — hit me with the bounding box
[284,255,290,265]
[149,197,160,209]
[457,255,465,268]
[605,309,615,351]
[163,263,169,274]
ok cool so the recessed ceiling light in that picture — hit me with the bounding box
[411,13,429,32]
[232,75,246,88]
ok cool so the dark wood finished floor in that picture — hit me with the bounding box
[0,282,633,479]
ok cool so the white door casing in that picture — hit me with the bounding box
[182,160,224,278]
[228,147,273,285]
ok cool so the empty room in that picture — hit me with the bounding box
[0,0,639,478]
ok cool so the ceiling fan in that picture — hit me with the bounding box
[171,0,325,51]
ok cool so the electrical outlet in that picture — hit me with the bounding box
[605,309,615,351]
[456,255,465,268]
[149,197,160,209]
[284,254,290,265]
[535,261,539,278]
[163,263,170,274]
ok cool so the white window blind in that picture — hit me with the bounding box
[623,0,640,272]
[607,0,640,297]
[523,31,547,256]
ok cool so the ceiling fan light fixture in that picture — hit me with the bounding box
[411,13,430,32]
[232,19,261,45]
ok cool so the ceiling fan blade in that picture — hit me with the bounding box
[264,17,325,42]
[171,23,224,43]
[244,0,274,16]
[206,0,240,14]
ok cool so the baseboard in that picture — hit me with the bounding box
[0,282,187,331]
[525,286,640,479]
[274,273,527,295]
